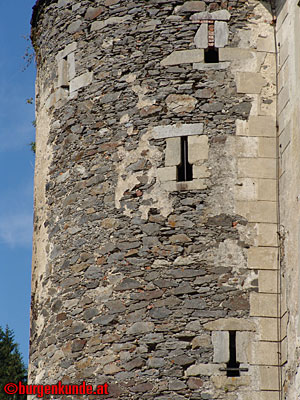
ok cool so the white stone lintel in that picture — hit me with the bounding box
[153,123,204,139]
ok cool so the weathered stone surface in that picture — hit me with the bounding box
[161,50,204,66]
[215,21,229,48]
[30,1,277,399]
[91,15,132,31]
[70,72,93,93]
[191,10,231,21]
[84,6,105,20]
[178,1,205,13]
[153,123,204,139]
[194,24,208,49]
[166,94,197,113]
[127,322,155,335]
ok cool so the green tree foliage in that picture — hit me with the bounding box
[0,326,27,400]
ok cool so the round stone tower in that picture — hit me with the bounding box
[30,1,281,399]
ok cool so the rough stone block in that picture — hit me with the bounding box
[153,123,203,139]
[219,47,254,61]
[258,317,279,341]
[67,52,76,81]
[248,116,276,137]
[178,1,205,13]
[237,73,266,94]
[70,72,93,93]
[185,364,221,377]
[57,58,68,87]
[235,201,277,223]
[212,331,229,363]
[67,20,82,34]
[257,180,276,201]
[157,167,177,182]
[238,158,276,179]
[165,137,181,166]
[58,0,71,8]
[193,165,210,179]
[166,94,197,113]
[91,15,132,31]
[258,270,278,294]
[259,366,280,390]
[247,247,278,270]
[188,135,208,164]
[194,24,208,49]
[250,293,278,317]
[215,21,229,48]
[161,49,204,66]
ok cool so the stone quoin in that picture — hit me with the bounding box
[29,0,300,399]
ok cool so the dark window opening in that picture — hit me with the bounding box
[177,136,193,182]
[204,48,219,63]
[226,331,240,377]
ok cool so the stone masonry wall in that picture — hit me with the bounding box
[275,1,300,399]
[30,1,279,399]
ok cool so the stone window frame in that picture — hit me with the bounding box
[153,123,209,191]
[204,318,255,375]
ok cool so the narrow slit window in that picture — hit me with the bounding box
[177,136,193,182]
[226,331,240,377]
[204,48,219,63]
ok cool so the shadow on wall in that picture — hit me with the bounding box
[258,0,288,20]
[258,0,286,14]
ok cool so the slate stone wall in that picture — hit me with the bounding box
[29,1,277,399]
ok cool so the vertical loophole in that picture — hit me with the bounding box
[226,331,240,377]
[204,48,219,63]
[177,136,193,182]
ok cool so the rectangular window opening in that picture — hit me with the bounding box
[204,48,219,63]
[226,331,240,377]
[177,136,193,182]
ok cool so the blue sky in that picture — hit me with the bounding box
[0,1,36,366]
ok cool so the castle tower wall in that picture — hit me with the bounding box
[30,1,279,399]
